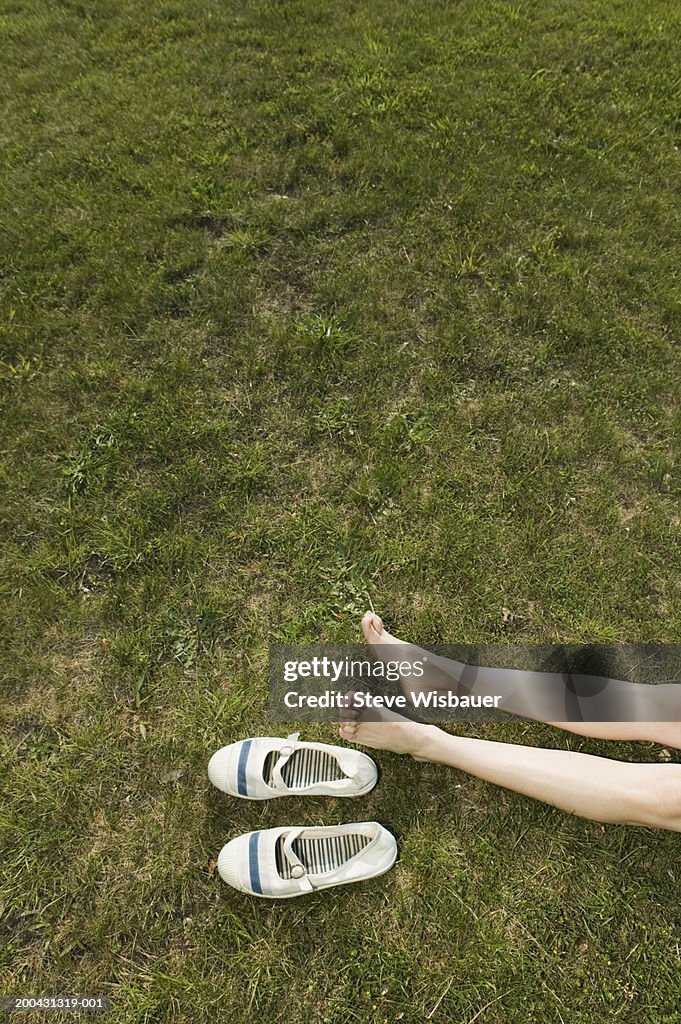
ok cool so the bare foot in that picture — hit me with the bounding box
[361,610,462,704]
[361,610,402,643]
[338,692,439,761]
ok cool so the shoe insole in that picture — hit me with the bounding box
[262,748,345,789]
[275,832,372,879]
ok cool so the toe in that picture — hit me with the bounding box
[361,610,384,640]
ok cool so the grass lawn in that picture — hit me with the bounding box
[2,0,681,1020]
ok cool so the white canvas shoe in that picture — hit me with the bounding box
[218,821,397,898]
[208,732,378,799]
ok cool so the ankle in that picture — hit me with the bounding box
[409,723,444,760]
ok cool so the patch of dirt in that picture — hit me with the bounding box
[44,553,116,594]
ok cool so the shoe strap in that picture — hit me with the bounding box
[270,732,301,791]
[282,827,314,891]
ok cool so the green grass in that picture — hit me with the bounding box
[2,0,681,1020]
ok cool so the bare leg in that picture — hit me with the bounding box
[361,612,681,749]
[338,712,681,831]
[545,719,681,747]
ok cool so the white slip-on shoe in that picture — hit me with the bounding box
[217,821,397,898]
[207,732,378,799]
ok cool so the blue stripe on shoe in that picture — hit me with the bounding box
[248,832,263,895]
[237,740,252,797]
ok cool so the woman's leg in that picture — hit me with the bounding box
[361,612,681,749]
[544,719,681,747]
[338,714,681,831]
